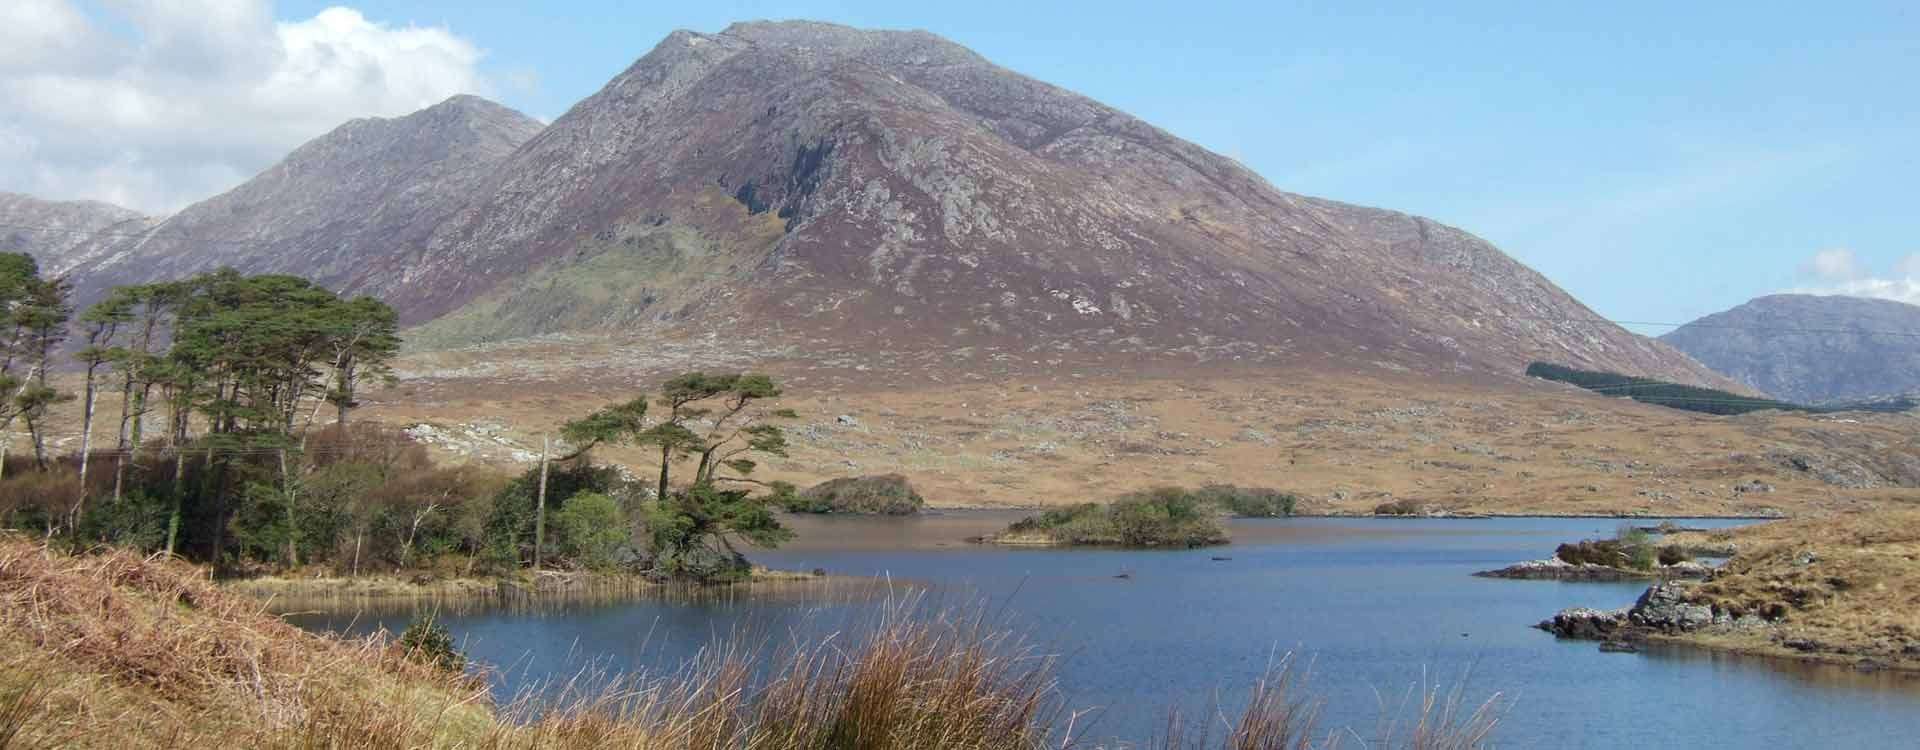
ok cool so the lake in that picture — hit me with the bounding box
[287,514,1920,747]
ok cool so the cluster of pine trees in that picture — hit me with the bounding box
[0,253,801,581]
[0,256,405,565]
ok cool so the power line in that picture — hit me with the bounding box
[1499,314,1920,339]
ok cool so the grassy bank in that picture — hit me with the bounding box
[0,535,1503,748]
[1658,511,1920,670]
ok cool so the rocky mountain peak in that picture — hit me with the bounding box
[5,22,1733,389]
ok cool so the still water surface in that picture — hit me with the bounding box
[289,514,1920,747]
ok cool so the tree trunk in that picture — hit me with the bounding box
[534,435,549,570]
[27,416,46,470]
[657,444,672,501]
[74,366,99,528]
[164,449,185,556]
[279,448,297,568]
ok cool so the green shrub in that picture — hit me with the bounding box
[1002,490,1226,547]
[1194,484,1298,517]
[1554,527,1686,570]
[483,462,631,568]
[74,490,173,552]
[554,491,629,570]
[1555,539,1629,567]
[783,474,925,515]
[397,614,464,673]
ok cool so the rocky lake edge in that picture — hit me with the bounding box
[1526,512,1920,675]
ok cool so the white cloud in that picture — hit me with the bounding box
[0,2,493,213]
[1895,253,1920,280]
[1791,249,1920,306]
[1800,247,1864,281]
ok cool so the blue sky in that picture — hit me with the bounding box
[20,2,1920,327]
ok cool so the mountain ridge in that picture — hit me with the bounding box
[20,94,544,308]
[5,20,1730,388]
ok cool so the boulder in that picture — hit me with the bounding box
[1660,560,1715,579]
[1537,607,1630,640]
[1629,582,1715,632]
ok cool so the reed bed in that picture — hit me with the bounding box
[0,535,1502,749]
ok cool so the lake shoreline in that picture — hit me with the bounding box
[1529,511,1920,677]
[913,506,1786,520]
[225,565,833,608]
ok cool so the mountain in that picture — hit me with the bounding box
[400,21,1724,383]
[0,193,153,273]
[1661,294,1920,403]
[23,95,544,307]
[6,21,1725,386]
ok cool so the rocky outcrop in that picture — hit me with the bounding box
[1627,582,1715,631]
[1537,607,1631,640]
[1662,294,1920,403]
[1539,581,1775,648]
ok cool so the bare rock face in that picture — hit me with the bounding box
[6,21,1726,386]
[1662,294,1920,403]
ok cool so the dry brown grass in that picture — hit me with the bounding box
[1674,511,1920,667]
[341,359,1920,517]
[0,535,1502,748]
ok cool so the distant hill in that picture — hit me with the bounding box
[0,192,153,271]
[9,95,544,311]
[1,20,1730,387]
[1661,294,1920,403]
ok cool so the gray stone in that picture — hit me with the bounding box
[1629,582,1714,632]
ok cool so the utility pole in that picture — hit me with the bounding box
[534,434,549,571]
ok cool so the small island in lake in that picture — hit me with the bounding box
[1476,525,1713,581]
[781,474,926,515]
[975,485,1296,548]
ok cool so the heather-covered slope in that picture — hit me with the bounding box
[404,21,1721,384]
[6,21,1723,387]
